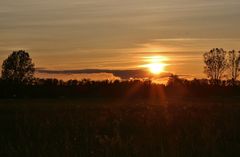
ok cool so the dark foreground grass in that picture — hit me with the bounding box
[0,98,239,157]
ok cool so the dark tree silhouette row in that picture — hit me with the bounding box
[0,49,240,98]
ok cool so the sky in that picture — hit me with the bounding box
[0,0,240,80]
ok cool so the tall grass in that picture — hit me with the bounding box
[0,98,239,157]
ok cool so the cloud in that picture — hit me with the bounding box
[36,72,121,81]
[36,68,196,85]
[36,68,173,80]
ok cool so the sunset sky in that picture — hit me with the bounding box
[0,0,240,80]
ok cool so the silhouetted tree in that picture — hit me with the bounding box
[1,50,35,83]
[167,75,182,87]
[227,50,240,81]
[203,48,228,81]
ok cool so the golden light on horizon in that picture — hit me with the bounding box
[139,56,168,75]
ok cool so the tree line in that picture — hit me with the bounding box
[0,49,240,98]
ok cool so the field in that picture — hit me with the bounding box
[0,98,240,157]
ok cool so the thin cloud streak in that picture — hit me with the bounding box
[152,38,240,42]
[36,68,173,80]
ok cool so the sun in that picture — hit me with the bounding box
[139,56,168,75]
[148,63,165,74]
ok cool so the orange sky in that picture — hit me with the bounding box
[0,0,240,80]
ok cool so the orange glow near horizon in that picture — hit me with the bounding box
[140,56,168,74]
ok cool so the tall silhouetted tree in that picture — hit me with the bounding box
[1,50,35,83]
[203,48,228,81]
[227,50,240,81]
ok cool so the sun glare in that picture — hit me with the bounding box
[140,56,168,75]
[148,63,165,74]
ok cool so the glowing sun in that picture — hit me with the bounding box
[140,56,168,75]
[148,63,165,74]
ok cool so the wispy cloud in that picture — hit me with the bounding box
[152,38,240,42]
[36,68,173,80]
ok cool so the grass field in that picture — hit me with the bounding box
[0,98,239,157]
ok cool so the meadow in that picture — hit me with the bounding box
[0,97,239,157]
